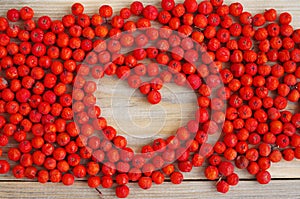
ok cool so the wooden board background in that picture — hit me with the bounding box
[0,0,300,198]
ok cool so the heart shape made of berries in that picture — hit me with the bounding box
[0,0,300,198]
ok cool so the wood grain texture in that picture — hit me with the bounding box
[0,0,300,198]
[1,180,300,199]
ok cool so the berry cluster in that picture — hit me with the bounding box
[0,0,299,198]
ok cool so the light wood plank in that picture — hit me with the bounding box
[0,180,300,199]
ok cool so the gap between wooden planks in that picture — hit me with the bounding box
[0,0,300,198]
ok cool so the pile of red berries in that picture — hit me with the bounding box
[0,0,300,197]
